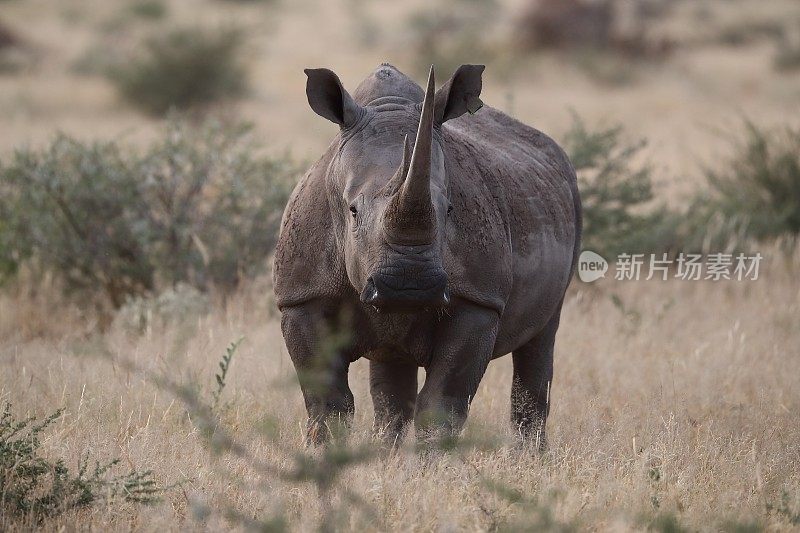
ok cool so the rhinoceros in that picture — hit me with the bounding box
[273,63,581,446]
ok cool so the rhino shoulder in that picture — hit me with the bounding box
[273,156,347,309]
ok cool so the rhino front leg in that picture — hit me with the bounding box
[414,304,499,442]
[370,360,418,445]
[280,302,355,445]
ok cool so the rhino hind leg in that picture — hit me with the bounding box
[369,360,418,445]
[510,307,560,451]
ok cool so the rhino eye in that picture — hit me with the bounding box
[349,205,358,218]
[447,204,453,215]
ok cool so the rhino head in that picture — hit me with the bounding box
[304,64,483,312]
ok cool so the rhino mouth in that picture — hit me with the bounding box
[360,251,449,311]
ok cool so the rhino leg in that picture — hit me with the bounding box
[510,307,560,451]
[414,304,499,443]
[369,360,418,445]
[280,302,355,445]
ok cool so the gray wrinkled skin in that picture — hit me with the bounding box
[273,64,581,446]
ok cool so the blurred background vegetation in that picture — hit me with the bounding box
[1,0,799,314]
[0,118,297,312]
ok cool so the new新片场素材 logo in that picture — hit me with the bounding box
[577,251,762,283]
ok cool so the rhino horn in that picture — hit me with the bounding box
[384,66,436,244]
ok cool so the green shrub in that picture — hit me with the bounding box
[109,27,247,115]
[563,114,680,258]
[138,118,296,291]
[0,137,154,307]
[775,34,800,72]
[129,0,168,20]
[0,404,160,527]
[566,117,800,258]
[717,20,784,47]
[0,203,19,283]
[0,117,298,308]
[693,122,800,248]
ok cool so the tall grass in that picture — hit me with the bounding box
[2,256,799,530]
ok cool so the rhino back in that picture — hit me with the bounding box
[443,106,580,353]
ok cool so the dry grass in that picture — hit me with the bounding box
[1,251,798,531]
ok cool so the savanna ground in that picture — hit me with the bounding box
[1,0,800,530]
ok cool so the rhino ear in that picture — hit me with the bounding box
[434,64,485,125]
[304,68,364,128]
